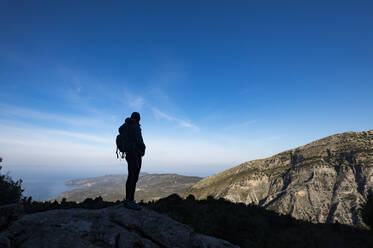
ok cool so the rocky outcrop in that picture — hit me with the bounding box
[0,204,24,231]
[186,130,373,227]
[0,205,237,248]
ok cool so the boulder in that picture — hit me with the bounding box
[0,204,24,231]
[0,205,238,248]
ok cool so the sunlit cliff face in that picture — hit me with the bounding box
[186,130,373,227]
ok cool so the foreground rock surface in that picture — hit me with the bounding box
[186,130,373,226]
[0,205,237,248]
[0,204,24,231]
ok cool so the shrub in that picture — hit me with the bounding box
[142,194,373,248]
[360,191,373,229]
[0,158,24,205]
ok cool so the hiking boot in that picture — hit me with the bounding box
[123,200,142,211]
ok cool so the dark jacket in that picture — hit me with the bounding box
[127,120,146,157]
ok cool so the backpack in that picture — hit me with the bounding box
[116,119,133,159]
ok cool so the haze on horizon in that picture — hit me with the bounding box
[1,1,373,179]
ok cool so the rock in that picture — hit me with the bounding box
[186,130,373,227]
[0,204,24,230]
[0,234,10,248]
[0,205,237,248]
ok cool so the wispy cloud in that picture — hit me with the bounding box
[0,123,112,146]
[129,97,145,110]
[0,103,107,128]
[0,115,285,176]
[56,66,130,115]
[223,119,257,131]
[120,89,145,111]
[0,121,117,172]
[152,108,199,131]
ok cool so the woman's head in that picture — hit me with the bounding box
[131,112,141,122]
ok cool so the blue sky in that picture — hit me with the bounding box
[1,1,373,178]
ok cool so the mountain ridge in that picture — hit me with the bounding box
[185,129,373,226]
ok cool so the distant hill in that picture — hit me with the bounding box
[185,130,373,227]
[56,173,202,203]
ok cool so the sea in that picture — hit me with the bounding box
[1,164,132,201]
[21,177,82,201]
[6,171,98,201]
[3,166,209,201]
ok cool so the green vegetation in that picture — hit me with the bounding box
[360,191,373,230]
[262,165,290,177]
[22,196,117,214]
[0,158,24,205]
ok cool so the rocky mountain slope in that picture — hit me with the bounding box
[0,204,236,248]
[56,173,202,203]
[185,130,373,226]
